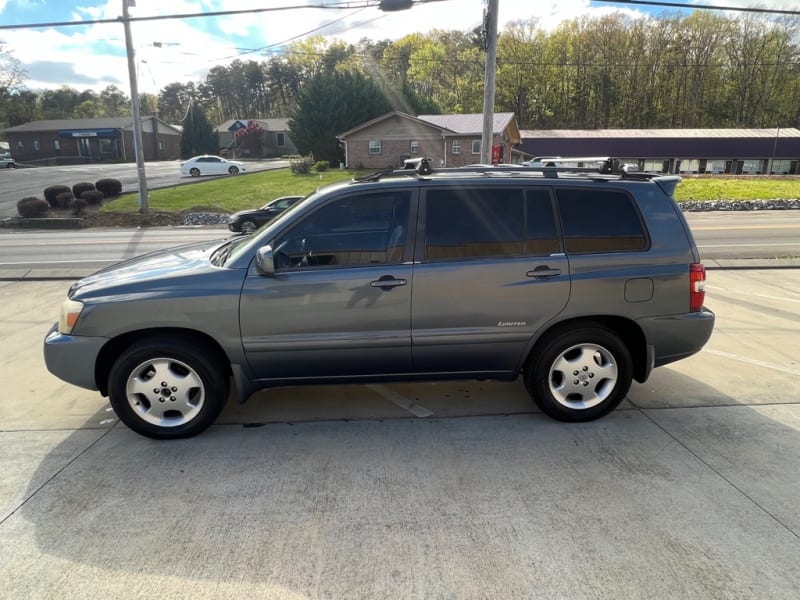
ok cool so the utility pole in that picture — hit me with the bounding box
[122,0,148,212]
[480,0,499,165]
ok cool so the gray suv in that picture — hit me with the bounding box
[44,160,714,438]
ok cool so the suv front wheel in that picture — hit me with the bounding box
[526,326,632,421]
[108,337,229,439]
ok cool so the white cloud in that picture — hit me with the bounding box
[4,0,660,94]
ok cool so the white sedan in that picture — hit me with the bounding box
[180,155,247,177]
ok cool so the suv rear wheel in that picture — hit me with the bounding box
[526,326,632,421]
[108,338,229,439]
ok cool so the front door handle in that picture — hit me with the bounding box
[370,275,407,290]
[526,266,562,279]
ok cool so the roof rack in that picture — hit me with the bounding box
[352,156,660,183]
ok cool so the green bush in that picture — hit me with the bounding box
[17,197,49,218]
[72,182,95,198]
[290,157,314,174]
[81,190,105,206]
[43,185,71,208]
[313,160,330,172]
[55,191,74,209]
[95,178,123,197]
[69,197,88,216]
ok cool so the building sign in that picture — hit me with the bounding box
[58,129,121,138]
[72,132,97,137]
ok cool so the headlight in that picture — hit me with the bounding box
[59,299,84,334]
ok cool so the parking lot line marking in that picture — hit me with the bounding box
[366,384,434,418]
[704,349,800,376]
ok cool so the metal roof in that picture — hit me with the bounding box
[3,116,182,134]
[520,128,800,139]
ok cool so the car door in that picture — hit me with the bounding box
[239,189,416,381]
[411,186,570,375]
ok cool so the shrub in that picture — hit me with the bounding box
[313,160,330,172]
[69,197,88,216]
[81,190,105,206]
[72,182,95,198]
[17,196,49,218]
[95,178,123,197]
[43,185,71,208]
[289,157,314,174]
[55,191,74,209]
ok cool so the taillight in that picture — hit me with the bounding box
[689,263,706,312]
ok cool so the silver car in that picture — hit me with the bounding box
[44,160,714,438]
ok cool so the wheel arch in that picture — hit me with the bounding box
[523,316,648,383]
[95,328,232,396]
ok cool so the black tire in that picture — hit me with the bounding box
[240,220,256,234]
[228,166,239,175]
[108,337,229,439]
[525,326,632,422]
[189,167,200,177]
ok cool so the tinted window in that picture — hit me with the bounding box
[274,192,410,269]
[425,188,524,260]
[556,188,648,253]
[525,190,560,255]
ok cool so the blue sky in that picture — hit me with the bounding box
[0,1,793,94]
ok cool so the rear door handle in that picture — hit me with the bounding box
[370,276,407,289]
[526,267,562,279]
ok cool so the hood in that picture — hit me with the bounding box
[69,238,228,299]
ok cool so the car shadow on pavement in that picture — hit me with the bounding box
[6,373,800,597]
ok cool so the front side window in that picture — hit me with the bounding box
[471,140,481,154]
[369,140,381,155]
[556,188,648,253]
[277,132,285,147]
[16,141,24,151]
[33,140,40,151]
[452,140,461,154]
[273,191,411,269]
[410,140,419,154]
[424,188,525,260]
[53,139,61,151]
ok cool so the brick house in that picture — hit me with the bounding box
[337,111,522,169]
[3,116,181,165]
[214,118,297,158]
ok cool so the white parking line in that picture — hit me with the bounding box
[366,384,434,417]
[704,349,800,376]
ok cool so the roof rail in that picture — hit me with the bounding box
[352,156,660,183]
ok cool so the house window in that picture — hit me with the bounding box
[277,132,285,147]
[99,139,113,154]
[53,140,61,152]
[16,141,24,151]
[369,140,381,155]
[471,140,481,154]
[159,140,165,151]
[33,140,40,151]
[452,140,461,154]
[410,140,419,154]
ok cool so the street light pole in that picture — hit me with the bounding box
[480,0,498,165]
[122,0,148,213]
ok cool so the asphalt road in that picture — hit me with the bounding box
[1,269,799,598]
[1,210,799,273]
[0,159,289,218]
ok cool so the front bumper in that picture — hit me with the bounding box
[43,323,108,392]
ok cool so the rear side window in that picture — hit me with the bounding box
[425,188,524,260]
[556,188,648,253]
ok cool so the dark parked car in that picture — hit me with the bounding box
[44,158,714,439]
[227,195,304,234]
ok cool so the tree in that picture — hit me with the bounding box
[100,85,131,117]
[289,71,391,163]
[180,102,217,158]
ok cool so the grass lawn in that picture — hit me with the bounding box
[674,176,800,201]
[102,168,800,213]
[102,168,368,213]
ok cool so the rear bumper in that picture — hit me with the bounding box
[43,323,108,391]
[637,308,715,372]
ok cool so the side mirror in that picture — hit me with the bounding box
[255,245,275,276]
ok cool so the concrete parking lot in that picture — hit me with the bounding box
[1,268,799,598]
